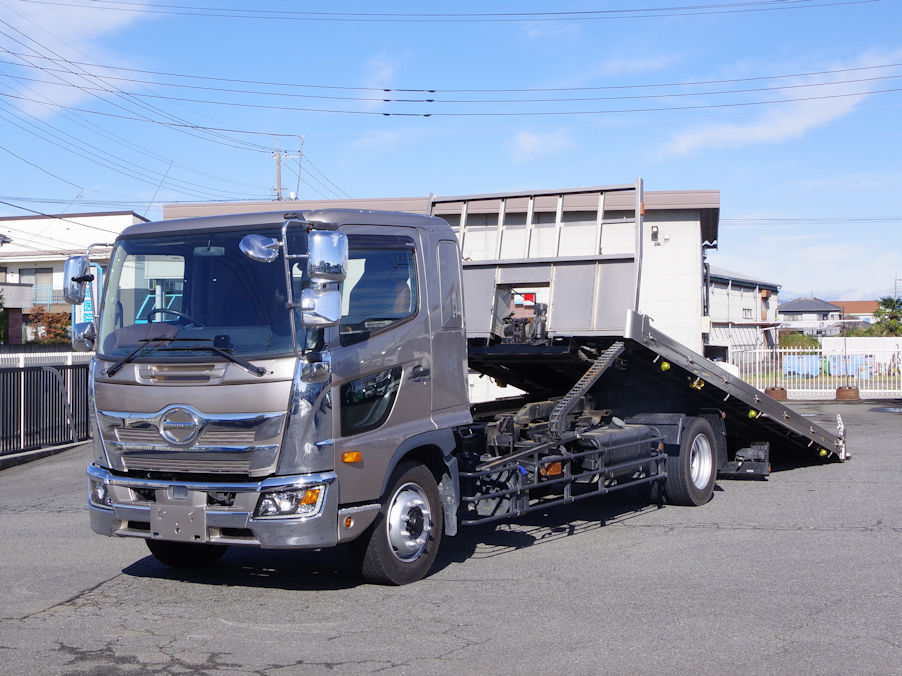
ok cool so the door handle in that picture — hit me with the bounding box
[410,365,431,381]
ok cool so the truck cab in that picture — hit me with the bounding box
[69,209,468,583]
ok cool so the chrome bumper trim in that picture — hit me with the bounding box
[87,464,340,549]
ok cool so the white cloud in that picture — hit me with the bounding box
[589,55,678,77]
[511,129,574,162]
[660,52,902,157]
[344,128,427,154]
[1,1,152,117]
[356,53,405,112]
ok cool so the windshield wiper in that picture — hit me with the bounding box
[169,344,267,377]
[103,336,173,376]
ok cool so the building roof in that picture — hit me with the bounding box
[163,187,721,244]
[708,265,780,291]
[0,210,149,223]
[777,297,843,313]
[828,300,879,316]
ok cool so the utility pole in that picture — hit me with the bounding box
[273,138,283,201]
[273,136,304,201]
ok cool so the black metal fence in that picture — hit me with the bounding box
[0,364,91,455]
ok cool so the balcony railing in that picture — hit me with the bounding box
[31,285,66,309]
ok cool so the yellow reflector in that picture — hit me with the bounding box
[342,451,363,464]
[660,361,671,372]
[300,488,320,505]
[819,448,829,458]
[748,409,759,419]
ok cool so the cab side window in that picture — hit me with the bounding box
[340,235,417,345]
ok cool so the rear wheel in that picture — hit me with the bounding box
[145,539,227,568]
[664,417,717,506]
[354,462,443,585]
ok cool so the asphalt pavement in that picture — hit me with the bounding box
[0,399,899,675]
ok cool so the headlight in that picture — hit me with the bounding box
[89,478,112,508]
[255,486,324,518]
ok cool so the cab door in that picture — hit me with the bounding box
[329,226,435,504]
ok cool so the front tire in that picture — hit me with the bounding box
[663,417,717,506]
[145,539,227,568]
[354,462,443,585]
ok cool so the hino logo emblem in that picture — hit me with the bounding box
[158,407,203,446]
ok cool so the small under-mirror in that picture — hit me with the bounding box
[239,234,280,262]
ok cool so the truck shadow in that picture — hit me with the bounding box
[121,492,665,590]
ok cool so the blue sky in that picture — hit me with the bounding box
[0,0,900,300]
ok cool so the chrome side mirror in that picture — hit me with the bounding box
[72,321,96,352]
[64,255,91,304]
[308,231,348,282]
[300,287,342,327]
[239,234,280,262]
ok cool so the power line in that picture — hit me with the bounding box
[3,80,898,118]
[0,199,125,233]
[3,47,898,95]
[13,0,882,22]
[0,98,256,200]
[4,63,901,105]
[0,15,274,153]
[0,142,82,190]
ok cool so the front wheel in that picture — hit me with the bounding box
[663,417,717,506]
[145,539,227,568]
[353,462,443,585]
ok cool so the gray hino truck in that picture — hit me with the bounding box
[64,180,847,584]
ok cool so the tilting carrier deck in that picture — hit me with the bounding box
[431,181,847,525]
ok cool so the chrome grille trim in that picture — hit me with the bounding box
[122,458,251,473]
[98,406,286,475]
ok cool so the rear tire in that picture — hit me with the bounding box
[663,417,717,506]
[145,539,227,568]
[354,462,443,585]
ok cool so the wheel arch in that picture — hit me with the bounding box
[380,429,460,537]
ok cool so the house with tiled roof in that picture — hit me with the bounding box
[777,297,843,336]
[829,300,880,327]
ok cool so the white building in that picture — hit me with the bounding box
[164,187,721,354]
[704,266,781,361]
[0,211,147,343]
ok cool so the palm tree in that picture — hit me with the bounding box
[872,296,902,336]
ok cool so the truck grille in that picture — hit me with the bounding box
[115,428,257,448]
[98,407,286,477]
[122,457,251,474]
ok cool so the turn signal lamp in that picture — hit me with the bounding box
[342,451,363,464]
[256,486,323,518]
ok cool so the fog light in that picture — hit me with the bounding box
[255,487,323,518]
[89,479,112,508]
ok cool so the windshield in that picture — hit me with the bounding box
[97,227,316,360]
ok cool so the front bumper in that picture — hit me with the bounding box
[87,464,341,549]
